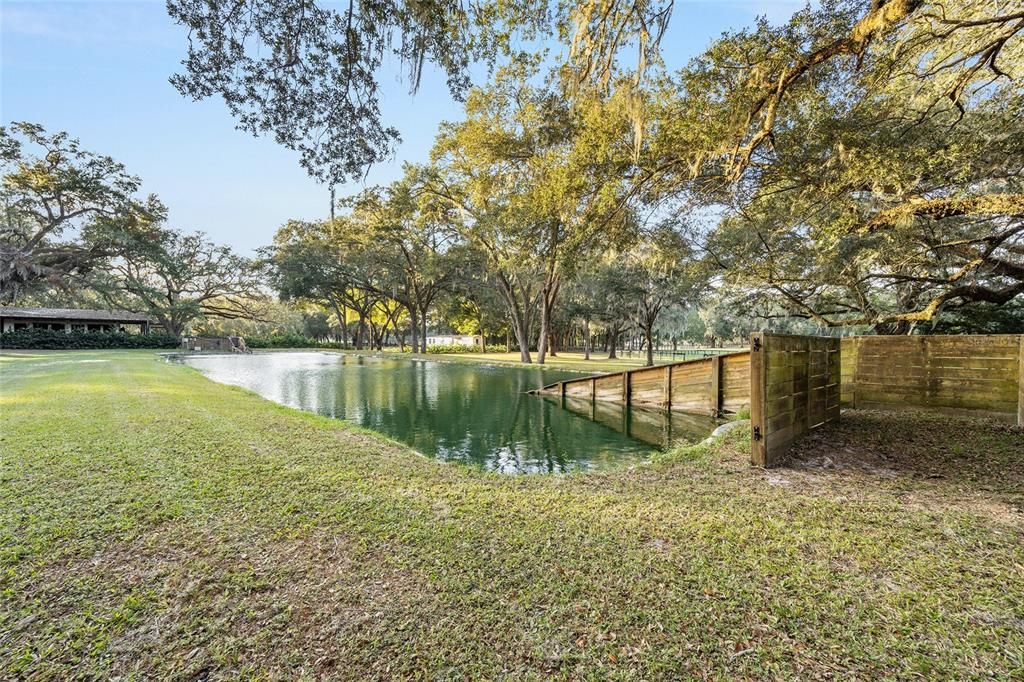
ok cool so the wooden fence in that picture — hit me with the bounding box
[532,332,1022,469]
[539,395,720,448]
[750,333,841,468]
[532,350,752,417]
[841,334,1023,425]
[179,336,250,353]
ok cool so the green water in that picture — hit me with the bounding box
[180,352,717,474]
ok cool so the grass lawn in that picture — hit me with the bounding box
[1,350,1023,679]
[416,349,652,373]
[328,348,743,374]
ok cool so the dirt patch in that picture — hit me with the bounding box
[782,410,1024,525]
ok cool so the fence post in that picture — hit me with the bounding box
[710,355,722,417]
[850,337,858,409]
[664,364,673,411]
[750,333,767,467]
[804,337,814,434]
[1018,335,1023,427]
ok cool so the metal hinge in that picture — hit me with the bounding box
[752,426,762,441]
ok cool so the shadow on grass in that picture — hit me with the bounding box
[785,409,1024,512]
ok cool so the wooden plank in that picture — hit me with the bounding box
[854,365,1018,381]
[856,357,1018,372]
[855,400,1016,422]
[764,395,794,419]
[565,381,591,398]
[839,334,1023,418]
[852,385,1018,404]
[767,411,796,434]
[595,376,622,402]
[721,351,752,415]
[631,367,667,407]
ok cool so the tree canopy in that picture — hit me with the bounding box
[11,0,1024,349]
[635,0,1024,332]
[166,0,671,185]
[0,122,163,303]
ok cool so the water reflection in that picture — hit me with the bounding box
[543,395,721,448]
[179,352,717,474]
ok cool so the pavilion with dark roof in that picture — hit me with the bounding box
[0,307,154,334]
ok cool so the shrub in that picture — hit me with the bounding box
[244,334,345,349]
[425,344,507,354]
[0,329,180,350]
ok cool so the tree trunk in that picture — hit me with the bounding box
[535,275,560,365]
[511,306,532,363]
[536,314,549,364]
[644,326,654,367]
[163,317,183,338]
[583,319,591,360]
[355,311,366,350]
[408,306,419,354]
[608,327,618,359]
[495,276,533,363]
[420,312,428,354]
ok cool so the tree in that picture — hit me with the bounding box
[166,0,670,185]
[580,259,635,360]
[638,0,1024,332]
[561,270,602,359]
[437,246,511,351]
[195,299,307,338]
[424,67,636,362]
[421,88,546,362]
[926,300,1024,335]
[0,122,163,303]
[268,218,359,346]
[345,176,458,353]
[620,225,701,365]
[97,226,264,336]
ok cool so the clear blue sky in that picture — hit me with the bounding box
[1,0,801,255]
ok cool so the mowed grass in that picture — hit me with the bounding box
[419,350,698,373]
[1,350,1023,679]
[372,348,742,373]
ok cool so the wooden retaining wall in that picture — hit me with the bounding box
[750,333,841,468]
[535,350,752,417]
[534,332,1021,468]
[841,334,1023,424]
[544,395,719,448]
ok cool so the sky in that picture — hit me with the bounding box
[1,0,803,255]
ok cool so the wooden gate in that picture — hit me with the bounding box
[750,333,841,467]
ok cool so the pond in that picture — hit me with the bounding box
[178,352,718,474]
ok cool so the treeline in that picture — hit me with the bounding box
[1,123,266,339]
[6,1,1023,354]
[260,78,719,366]
[243,1,1024,344]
